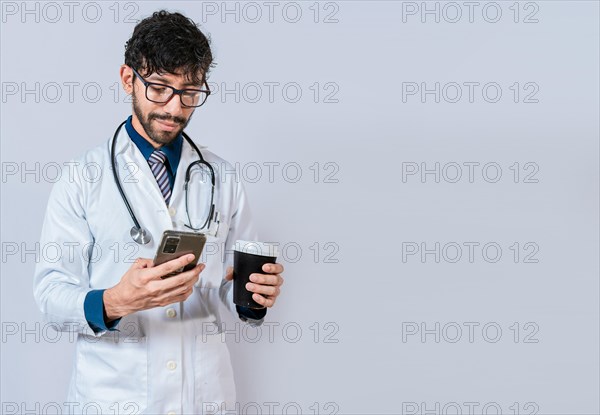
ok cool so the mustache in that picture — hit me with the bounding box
[149,113,186,125]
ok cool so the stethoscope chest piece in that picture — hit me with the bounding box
[130,226,152,245]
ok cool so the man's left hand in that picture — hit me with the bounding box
[225,263,284,307]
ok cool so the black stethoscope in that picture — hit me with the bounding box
[110,120,217,244]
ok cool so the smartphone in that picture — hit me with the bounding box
[153,230,207,278]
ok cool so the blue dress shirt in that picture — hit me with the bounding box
[124,115,182,188]
[83,116,266,333]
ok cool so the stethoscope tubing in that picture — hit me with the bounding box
[110,120,215,244]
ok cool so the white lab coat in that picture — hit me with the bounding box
[33,123,261,414]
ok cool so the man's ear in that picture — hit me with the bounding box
[120,65,134,94]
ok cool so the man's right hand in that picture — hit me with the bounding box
[103,254,204,321]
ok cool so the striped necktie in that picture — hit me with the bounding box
[148,149,172,205]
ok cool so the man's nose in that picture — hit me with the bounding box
[162,93,185,117]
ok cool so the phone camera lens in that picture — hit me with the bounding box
[163,237,180,254]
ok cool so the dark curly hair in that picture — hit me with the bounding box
[124,10,215,86]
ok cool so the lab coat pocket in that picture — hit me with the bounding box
[74,334,148,412]
[194,332,236,414]
[197,220,230,289]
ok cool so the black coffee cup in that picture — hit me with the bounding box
[233,240,278,309]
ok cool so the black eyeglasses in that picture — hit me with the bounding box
[131,67,211,108]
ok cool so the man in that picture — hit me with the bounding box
[33,10,284,414]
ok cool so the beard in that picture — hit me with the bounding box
[132,93,192,146]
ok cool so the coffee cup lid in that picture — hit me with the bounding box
[233,240,279,258]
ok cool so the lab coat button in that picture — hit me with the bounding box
[167,360,177,371]
[166,308,177,318]
[168,207,177,217]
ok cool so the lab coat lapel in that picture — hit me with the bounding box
[112,124,168,212]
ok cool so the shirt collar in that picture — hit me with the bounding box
[125,115,182,177]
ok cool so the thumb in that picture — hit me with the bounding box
[224,266,233,281]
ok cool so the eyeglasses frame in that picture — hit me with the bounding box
[130,66,211,108]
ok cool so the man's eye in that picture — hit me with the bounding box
[150,86,166,93]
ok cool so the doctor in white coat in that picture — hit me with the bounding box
[33,10,284,415]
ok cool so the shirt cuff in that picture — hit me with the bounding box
[236,305,267,321]
[84,289,121,333]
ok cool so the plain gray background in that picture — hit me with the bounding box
[1,1,599,414]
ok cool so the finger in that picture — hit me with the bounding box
[150,254,196,279]
[262,263,284,274]
[176,284,195,301]
[157,291,190,307]
[157,280,196,305]
[133,258,154,269]
[246,282,280,297]
[161,263,204,289]
[252,293,276,308]
[173,291,193,303]
[177,283,194,297]
[158,283,192,302]
[224,266,233,281]
[249,272,283,286]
